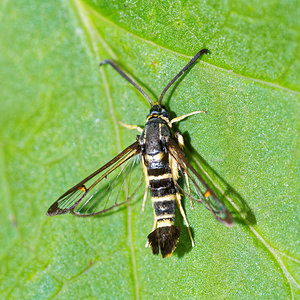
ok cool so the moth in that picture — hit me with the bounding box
[47,49,233,258]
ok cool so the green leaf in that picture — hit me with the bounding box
[1,0,299,299]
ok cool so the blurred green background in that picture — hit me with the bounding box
[0,0,299,299]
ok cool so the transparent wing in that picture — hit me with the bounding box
[47,141,142,217]
[167,138,233,226]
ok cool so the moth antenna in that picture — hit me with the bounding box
[158,48,208,106]
[100,59,154,107]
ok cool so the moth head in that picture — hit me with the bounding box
[148,104,170,120]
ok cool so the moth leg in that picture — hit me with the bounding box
[142,183,149,211]
[119,121,143,133]
[184,172,193,209]
[171,110,206,124]
[174,132,193,209]
[145,217,157,247]
[174,131,185,149]
[141,155,149,211]
[176,192,195,247]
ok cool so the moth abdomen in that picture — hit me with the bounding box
[144,147,180,257]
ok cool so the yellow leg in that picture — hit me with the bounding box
[119,121,143,133]
[184,171,193,209]
[171,110,206,124]
[175,131,185,149]
[175,193,195,247]
[141,156,149,212]
[174,132,194,209]
[142,184,148,211]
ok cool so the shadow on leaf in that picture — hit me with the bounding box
[178,129,257,226]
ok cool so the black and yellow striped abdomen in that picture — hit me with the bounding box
[146,152,177,227]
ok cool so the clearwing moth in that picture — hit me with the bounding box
[47,49,233,258]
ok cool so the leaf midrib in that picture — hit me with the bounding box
[71,0,140,298]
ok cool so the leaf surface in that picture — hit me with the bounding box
[0,0,299,299]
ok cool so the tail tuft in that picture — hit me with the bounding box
[147,226,180,258]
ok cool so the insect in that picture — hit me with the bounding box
[47,49,233,258]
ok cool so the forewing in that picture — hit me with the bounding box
[47,141,142,217]
[167,138,233,226]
